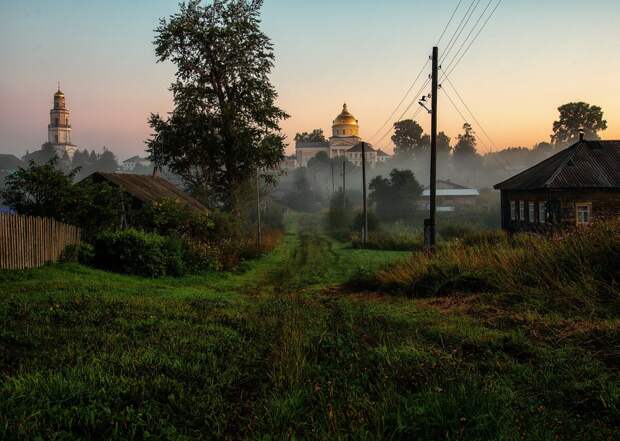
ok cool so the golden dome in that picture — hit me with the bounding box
[333,103,358,126]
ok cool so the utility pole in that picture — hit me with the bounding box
[361,142,368,245]
[428,46,439,249]
[342,160,346,211]
[256,168,261,249]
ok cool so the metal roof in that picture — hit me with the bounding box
[494,140,620,190]
[88,172,207,211]
[422,189,480,197]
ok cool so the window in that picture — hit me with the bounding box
[528,202,536,223]
[519,201,525,221]
[576,203,592,225]
[510,201,516,221]
[539,202,546,224]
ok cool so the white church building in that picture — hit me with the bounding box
[295,103,388,167]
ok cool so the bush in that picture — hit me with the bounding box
[60,243,95,265]
[93,229,192,277]
[371,220,620,317]
[351,230,423,251]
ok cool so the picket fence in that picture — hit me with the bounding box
[0,213,81,270]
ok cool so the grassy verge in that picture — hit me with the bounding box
[0,215,618,440]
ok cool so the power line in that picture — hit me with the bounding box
[374,77,431,148]
[440,86,489,153]
[441,0,503,81]
[444,72,497,153]
[436,0,465,46]
[440,0,494,79]
[367,58,429,143]
[440,0,481,64]
[369,0,471,146]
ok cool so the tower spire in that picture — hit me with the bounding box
[57,81,60,92]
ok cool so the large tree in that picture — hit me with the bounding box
[147,0,288,209]
[369,169,422,221]
[551,102,607,146]
[391,119,426,159]
[295,129,327,144]
[452,123,479,164]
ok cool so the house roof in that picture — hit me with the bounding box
[123,155,143,163]
[88,172,206,211]
[376,149,391,157]
[0,154,24,170]
[422,189,480,197]
[494,140,620,190]
[347,142,376,153]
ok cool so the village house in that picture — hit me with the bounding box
[82,172,206,224]
[419,180,480,212]
[494,138,620,232]
[122,156,152,172]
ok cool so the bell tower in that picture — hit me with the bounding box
[48,85,72,146]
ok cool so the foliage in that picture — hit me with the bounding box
[0,159,122,238]
[325,189,354,239]
[294,129,327,143]
[369,169,423,222]
[351,210,379,234]
[452,123,480,164]
[281,168,322,212]
[373,219,620,317]
[351,229,423,251]
[0,216,617,440]
[92,229,212,277]
[147,0,288,209]
[391,119,426,158]
[136,198,213,241]
[552,102,607,145]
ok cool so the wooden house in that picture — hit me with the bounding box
[494,139,620,232]
[83,172,206,213]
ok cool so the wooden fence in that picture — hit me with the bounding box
[0,214,81,270]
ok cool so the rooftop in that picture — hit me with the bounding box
[87,172,206,211]
[494,140,620,190]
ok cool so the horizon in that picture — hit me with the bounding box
[1,0,620,161]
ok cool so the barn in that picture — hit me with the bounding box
[494,139,620,232]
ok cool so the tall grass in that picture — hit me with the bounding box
[372,220,620,317]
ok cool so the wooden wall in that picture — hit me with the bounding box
[0,214,81,270]
[500,189,620,232]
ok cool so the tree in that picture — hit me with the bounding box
[96,148,119,173]
[146,0,288,210]
[369,169,423,221]
[307,151,331,170]
[1,159,124,239]
[437,131,452,158]
[392,119,425,158]
[295,129,327,144]
[453,123,480,167]
[551,102,607,146]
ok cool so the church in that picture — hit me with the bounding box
[295,104,387,167]
[42,86,78,158]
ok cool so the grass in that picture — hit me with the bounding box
[0,214,619,439]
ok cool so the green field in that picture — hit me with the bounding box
[1,215,618,440]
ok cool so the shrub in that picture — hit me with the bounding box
[93,229,171,277]
[371,220,620,317]
[60,243,95,265]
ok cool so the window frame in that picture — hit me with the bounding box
[538,202,546,224]
[575,202,592,226]
[519,200,525,221]
[528,202,536,223]
[510,201,516,221]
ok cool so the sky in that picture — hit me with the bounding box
[1,0,620,160]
